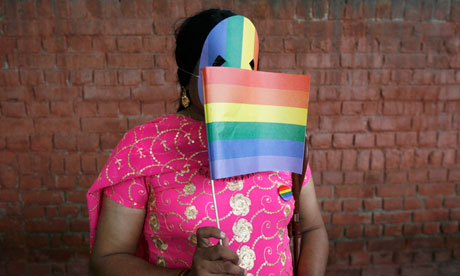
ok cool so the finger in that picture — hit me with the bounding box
[196,227,225,248]
[206,260,246,276]
[222,237,229,247]
[202,244,239,265]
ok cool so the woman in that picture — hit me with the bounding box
[88,9,328,276]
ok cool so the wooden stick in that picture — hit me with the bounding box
[211,179,223,245]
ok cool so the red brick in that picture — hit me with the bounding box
[120,102,141,116]
[0,119,34,135]
[119,70,142,85]
[369,116,411,131]
[25,220,67,233]
[364,199,381,211]
[51,102,74,117]
[132,85,177,102]
[322,171,343,185]
[441,222,459,234]
[67,191,87,203]
[44,70,67,85]
[35,118,80,134]
[385,225,402,236]
[117,36,143,53]
[311,134,332,149]
[413,115,451,131]
[83,87,130,101]
[6,135,30,151]
[438,131,458,148]
[332,134,353,148]
[396,132,418,147]
[343,199,362,211]
[142,69,165,85]
[423,223,440,235]
[377,185,416,197]
[342,150,357,170]
[92,37,117,52]
[417,133,435,150]
[384,54,426,68]
[70,70,93,85]
[428,169,448,182]
[368,239,404,251]
[407,237,444,249]
[355,134,375,148]
[54,134,77,151]
[404,223,422,236]
[336,185,373,198]
[22,191,63,204]
[101,133,123,151]
[143,36,167,52]
[107,54,153,69]
[76,102,97,117]
[97,102,118,117]
[376,133,395,147]
[336,241,366,255]
[57,53,105,69]
[2,102,27,118]
[0,71,19,86]
[81,118,127,133]
[19,69,44,85]
[425,197,443,209]
[67,36,92,51]
[342,101,362,115]
[323,200,341,211]
[448,168,460,181]
[70,219,89,232]
[414,210,449,222]
[35,86,81,101]
[383,198,403,210]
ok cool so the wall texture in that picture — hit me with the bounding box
[0,0,459,275]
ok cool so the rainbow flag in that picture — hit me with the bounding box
[202,67,310,180]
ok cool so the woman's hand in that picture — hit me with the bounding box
[190,227,246,276]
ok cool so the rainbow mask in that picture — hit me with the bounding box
[197,15,259,104]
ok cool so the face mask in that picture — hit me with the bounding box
[197,15,259,104]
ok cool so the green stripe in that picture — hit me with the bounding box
[225,16,244,68]
[207,122,306,142]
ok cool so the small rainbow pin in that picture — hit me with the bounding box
[278,185,293,201]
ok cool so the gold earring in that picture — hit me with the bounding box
[181,86,190,108]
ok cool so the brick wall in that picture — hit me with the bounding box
[0,0,459,275]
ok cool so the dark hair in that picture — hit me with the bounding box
[175,9,237,108]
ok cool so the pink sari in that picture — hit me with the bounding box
[87,114,311,275]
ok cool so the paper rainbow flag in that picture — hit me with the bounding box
[202,67,310,180]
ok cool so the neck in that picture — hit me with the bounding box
[177,105,205,121]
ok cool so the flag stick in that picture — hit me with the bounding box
[210,179,223,245]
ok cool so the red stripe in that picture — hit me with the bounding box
[201,66,310,91]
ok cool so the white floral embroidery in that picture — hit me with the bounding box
[185,205,198,220]
[237,245,255,270]
[232,218,253,243]
[183,183,196,195]
[284,204,291,218]
[230,193,251,216]
[226,179,244,191]
[281,251,286,266]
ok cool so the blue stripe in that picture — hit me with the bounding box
[210,156,303,180]
[208,139,304,161]
[208,19,228,66]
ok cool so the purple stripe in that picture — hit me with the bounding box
[210,155,303,180]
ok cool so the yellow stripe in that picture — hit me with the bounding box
[240,18,255,70]
[205,103,308,126]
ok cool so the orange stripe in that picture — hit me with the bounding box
[201,66,310,91]
[204,83,308,108]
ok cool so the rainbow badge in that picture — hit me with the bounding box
[278,185,293,201]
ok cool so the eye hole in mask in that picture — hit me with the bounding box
[249,59,255,70]
[212,55,226,67]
